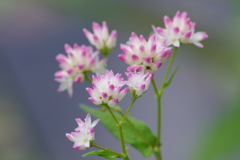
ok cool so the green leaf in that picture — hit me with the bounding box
[82,150,121,159]
[164,66,179,88]
[80,104,157,157]
[189,102,240,160]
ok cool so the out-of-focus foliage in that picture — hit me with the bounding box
[189,97,240,160]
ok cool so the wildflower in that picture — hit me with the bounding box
[83,21,117,56]
[66,113,99,150]
[66,130,92,150]
[118,33,172,72]
[75,113,100,139]
[86,70,129,107]
[54,44,107,97]
[126,72,153,96]
[152,11,208,47]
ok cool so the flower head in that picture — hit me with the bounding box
[66,130,92,150]
[126,72,153,96]
[118,33,172,72]
[83,21,117,56]
[86,70,129,107]
[75,113,100,139]
[152,11,208,47]
[66,113,99,150]
[54,44,107,97]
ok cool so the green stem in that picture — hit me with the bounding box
[117,110,154,148]
[151,78,163,160]
[91,143,123,158]
[121,95,137,124]
[156,47,177,145]
[151,78,159,97]
[152,47,178,160]
[105,105,130,160]
[105,105,119,124]
[156,95,161,146]
[84,72,92,83]
[154,151,162,160]
[159,47,178,95]
[151,78,162,146]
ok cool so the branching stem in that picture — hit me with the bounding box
[104,104,130,160]
[152,47,178,160]
[121,94,138,125]
[159,47,178,95]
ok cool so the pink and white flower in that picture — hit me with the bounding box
[83,21,117,55]
[118,33,172,72]
[126,72,153,96]
[75,113,100,139]
[66,113,99,150]
[152,11,208,48]
[54,44,107,97]
[86,70,129,107]
[66,130,92,150]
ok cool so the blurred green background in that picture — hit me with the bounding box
[0,0,239,160]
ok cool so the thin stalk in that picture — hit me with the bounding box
[151,78,162,146]
[121,95,137,124]
[156,95,161,146]
[91,143,123,158]
[106,105,119,124]
[105,105,130,160]
[84,72,92,83]
[159,47,178,95]
[151,78,163,160]
[151,78,159,97]
[152,47,178,160]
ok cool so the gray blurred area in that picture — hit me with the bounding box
[0,0,240,160]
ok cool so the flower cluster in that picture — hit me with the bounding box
[86,70,129,107]
[118,33,172,72]
[57,12,208,154]
[83,21,117,56]
[54,44,107,97]
[152,11,208,47]
[66,114,100,150]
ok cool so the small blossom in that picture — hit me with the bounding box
[83,21,117,56]
[66,130,92,150]
[55,44,107,97]
[75,113,100,139]
[66,113,99,150]
[118,32,172,72]
[126,72,153,96]
[152,11,208,47]
[86,70,129,107]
